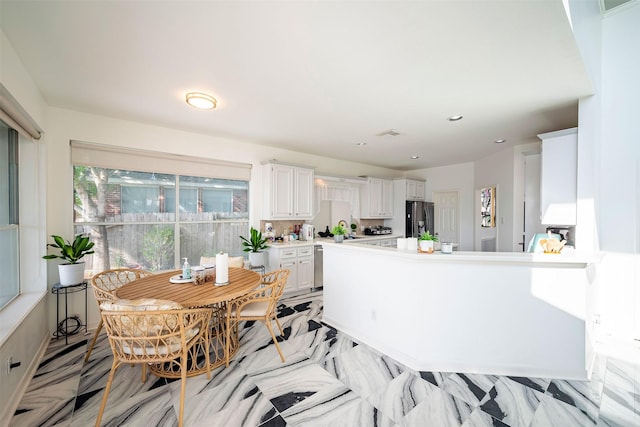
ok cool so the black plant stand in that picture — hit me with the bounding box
[52,281,88,345]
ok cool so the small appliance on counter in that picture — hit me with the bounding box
[301,224,314,241]
[364,226,393,235]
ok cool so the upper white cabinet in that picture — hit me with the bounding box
[361,177,394,218]
[538,128,577,225]
[404,179,426,200]
[263,163,314,219]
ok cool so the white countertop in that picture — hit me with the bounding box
[321,239,599,267]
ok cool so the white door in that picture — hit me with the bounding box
[433,191,459,245]
[524,154,545,251]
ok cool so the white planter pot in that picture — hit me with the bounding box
[334,235,344,243]
[419,240,434,253]
[248,252,265,267]
[58,262,86,286]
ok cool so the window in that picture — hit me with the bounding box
[73,167,249,274]
[0,121,20,309]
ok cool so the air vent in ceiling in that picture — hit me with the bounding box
[600,0,634,11]
[377,129,400,137]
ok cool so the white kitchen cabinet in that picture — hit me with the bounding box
[263,163,314,219]
[267,245,314,293]
[537,128,577,225]
[379,237,397,247]
[405,179,426,200]
[361,177,394,218]
[355,236,397,247]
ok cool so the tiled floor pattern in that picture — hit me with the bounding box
[10,290,640,426]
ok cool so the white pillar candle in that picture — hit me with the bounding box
[396,238,407,250]
[407,238,418,251]
[215,252,229,285]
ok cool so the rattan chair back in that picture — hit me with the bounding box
[96,306,211,427]
[85,268,153,362]
[225,269,290,365]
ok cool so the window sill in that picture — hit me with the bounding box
[0,291,47,347]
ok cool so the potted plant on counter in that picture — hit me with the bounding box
[240,227,269,267]
[331,224,347,243]
[43,234,95,286]
[418,231,438,253]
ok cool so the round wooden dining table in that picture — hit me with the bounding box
[114,267,261,378]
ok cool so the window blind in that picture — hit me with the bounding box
[71,140,252,181]
[0,84,42,140]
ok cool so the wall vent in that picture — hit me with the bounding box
[377,129,400,137]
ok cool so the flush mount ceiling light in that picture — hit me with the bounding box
[185,92,217,109]
[356,142,367,146]
[447,115,463,121]
[494,139,506,144]
[410,155,420,159]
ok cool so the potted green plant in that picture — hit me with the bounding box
[418,231,438,253]
[331,224,347,243]
[240,227,269,267]
[43,234,95,286]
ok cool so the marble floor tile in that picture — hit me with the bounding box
[251,360,345,412]
[545,377,603,421]
[506,376,551,394]
[401,385,474,427]
[529,394,597,427]
[366,371,437,423]
[71,383,176,427]
[479,377,545,427]
[596,357,640,427]
[305,329,357,365]
[442,373,499,406]
[280,385,395,427]
[461,408,509,427]
[419,370,453,388]
[325,344,400,399]
[10,371,80,427]
[33,335,89,376]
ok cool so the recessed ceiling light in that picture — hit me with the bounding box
[447,115,463,121]
[185,92,217,109]
[410,155,420,159]
[494,139,506,144]
[356,142,367,146]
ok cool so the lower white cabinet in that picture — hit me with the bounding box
[267,245,314,293]
[359,237,397,247]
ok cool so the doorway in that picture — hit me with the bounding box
[523,153,545,251]
[433,191,459,246]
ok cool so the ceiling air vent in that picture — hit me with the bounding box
[600,0,634,11]
[377,129,400,137]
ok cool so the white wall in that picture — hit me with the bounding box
[0,30,50,424]
[599,2,640,340]
[406,162,475,251]
[569,0,640,340]
[513,143,542,252]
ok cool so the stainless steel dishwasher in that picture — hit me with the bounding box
[313,244,323,288]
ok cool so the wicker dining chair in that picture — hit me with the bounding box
[95,303,212,427]
[85,268,153,362]
[225,269,290,366]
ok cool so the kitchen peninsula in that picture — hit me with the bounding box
[321,241,598,380]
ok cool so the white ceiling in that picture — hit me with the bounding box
[1,0,593,171]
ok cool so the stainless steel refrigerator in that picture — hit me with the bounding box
[405,201,434,238]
